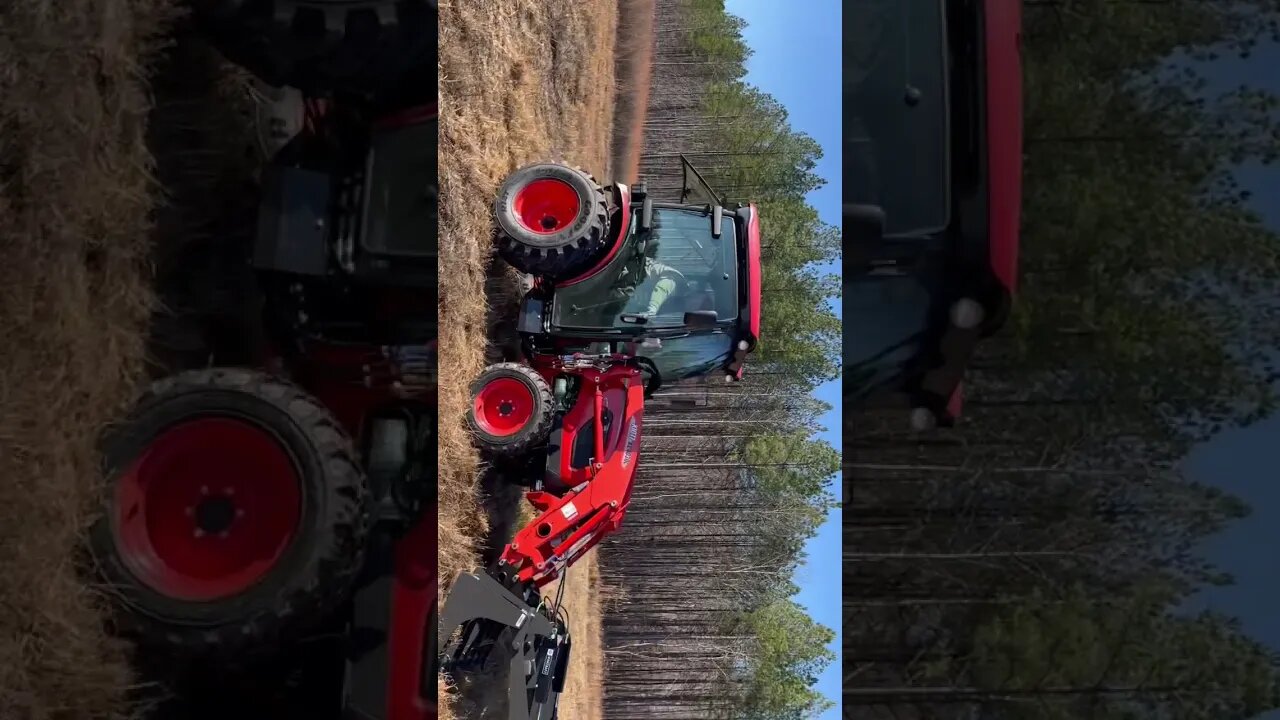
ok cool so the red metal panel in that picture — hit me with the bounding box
[983,0,1023,293]
[745,204,762,340]
[498,364,643,587]
[387,510,437,720]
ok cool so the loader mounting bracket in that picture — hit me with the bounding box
[439,571,570,720]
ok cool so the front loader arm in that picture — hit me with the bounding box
[440,363,644,720]
[500,484,631,588]
[498,361,643,587]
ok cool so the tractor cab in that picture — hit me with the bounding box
[846,0,1022,427]
[516,156,761,390]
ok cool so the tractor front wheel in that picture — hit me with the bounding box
[467,363,555,457]
[88,368,369,662]
[494,163,611,281]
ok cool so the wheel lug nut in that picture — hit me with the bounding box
[218,531,229,539]
[185,506,193,516]
[236,509,245,518]
[224,487,235,496]
[200,485,209,495]
[194,529,205,538]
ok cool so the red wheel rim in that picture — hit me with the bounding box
[513,178,581,234]
[113,418,302,602]
[473,377,536,437]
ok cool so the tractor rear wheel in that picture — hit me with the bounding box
[494,163,611,281]
[192,0,436,99]
[88,368,370,662]
[467,363,555,457]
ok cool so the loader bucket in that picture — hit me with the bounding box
[439,571,570,720]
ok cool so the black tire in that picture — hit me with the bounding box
[467,363,555,457]
[192,0,436,98]
[88,368,370,662]
[494,163,611,280]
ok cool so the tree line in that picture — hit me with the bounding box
[601,0,842,718]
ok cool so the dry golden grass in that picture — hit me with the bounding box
[0,2,180,718]
[540,555,605,720]
[437,0,619,716]
[611,0,656,183]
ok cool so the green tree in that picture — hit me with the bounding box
[731,600,836,720]
[969,584,1280,720]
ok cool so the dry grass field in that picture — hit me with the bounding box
[437,0,626,716]
[0,3,183,718]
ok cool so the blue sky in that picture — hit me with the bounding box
[726,0,843,717]
[1170,36,1280,720]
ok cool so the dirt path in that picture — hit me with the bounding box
[611,0,656,183]
[437,1,619,717]
[537,555,608,719]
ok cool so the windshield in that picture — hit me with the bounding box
[639,332,736,382]
[551,207,739,330]
[846,273,934,403]
[846,0,949,237]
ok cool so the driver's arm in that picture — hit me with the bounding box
[641,259,681,315]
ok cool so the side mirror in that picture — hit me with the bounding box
[640,197,654,233]
[712,205,723,238]
[683,310,718,329]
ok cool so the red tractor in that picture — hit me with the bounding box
[439,158,762,720]
[85,2,440,719]
[846,0,1022,428]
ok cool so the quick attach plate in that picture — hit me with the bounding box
[439,572,569,720]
